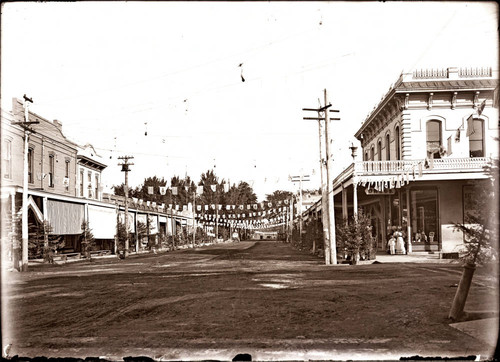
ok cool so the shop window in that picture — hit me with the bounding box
[385,133,390,160]
[2,139,12,179]
[469,119,484,157]
[410,189,439,250]
[395,126,401,160]
[28,148,34,183]
[48,154,55,187]
[426,120,442,159]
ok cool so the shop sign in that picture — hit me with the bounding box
[365,188,395,195]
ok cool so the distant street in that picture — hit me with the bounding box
[3,241,498,360]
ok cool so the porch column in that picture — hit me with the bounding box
[43,197,49,249]
[406,188,411,252]
[341,185,348,221]
[353,179,358,219]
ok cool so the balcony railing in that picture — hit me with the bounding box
[354,157,490,175]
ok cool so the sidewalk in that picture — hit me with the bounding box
[370,251,458,264]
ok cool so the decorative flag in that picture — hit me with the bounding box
[139,199,144,205]
[197,205,201,211]
[132,197,138,203]
[232,205,236,210]
[211,204,216,210]
[226,205,231,210]
[284,200,289,205]
[148,186,154,195]
[168,203,172,209]
[175,205,180,210]
[211,185,217,192]
[172,186,178,195]
[224,184,229,193]
[218,205,222,210]
[239,205,244,210]
[268,202,272,208]
[185,186,190,192]
[466,114,475,137]
[205,205,209,211]
[247,205,251,210]
[196,186,203,195]
[253,204,258,210]
[159,186,167,195]
[418,162,423,177]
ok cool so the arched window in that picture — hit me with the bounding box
[426,120,442,159]
[48,154,55,187]
[469,119,484,157]
[364,151,368,161]
[370,145,375,161]
[395,126,401,160]
[385,133,391,160]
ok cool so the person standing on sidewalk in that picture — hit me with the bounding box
[387,235,396,255]
[394,227,406,254]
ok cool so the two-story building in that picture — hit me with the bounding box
[331,67,498,255]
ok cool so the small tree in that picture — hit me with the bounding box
[336,210,374,264]
[136,220,150,250]
[449,159,499,321]
[80,221,96,260]
[28,221,64,263]
[115,220,128,257]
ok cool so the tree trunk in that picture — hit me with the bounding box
[449,263,476,321]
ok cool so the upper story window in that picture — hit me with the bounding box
[395,126,401,160]
[80,169,84,197]
[364,151,368,161]
[65,160,70,191]
[370,145,375,161]
[95,174,99,199]
[469,119,484,157]
[377,140,382,161]
[87,171,92,198]
[28,148,34,184]
[2,139,12,179]
[385,133,391,160]
[426,120,442,159]
[48,154,55,187]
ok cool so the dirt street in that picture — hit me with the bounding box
[2,241,498,360]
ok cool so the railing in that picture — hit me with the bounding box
[354,157,490,175]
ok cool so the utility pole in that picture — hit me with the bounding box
[12,95,38,271]
[118,156,134,257]
[192,189,196,246]
[303,89,340,264]
[290,173,310,246]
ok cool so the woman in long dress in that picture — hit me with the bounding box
[394,228,406,254]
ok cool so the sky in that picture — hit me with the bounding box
[1,1,498,200]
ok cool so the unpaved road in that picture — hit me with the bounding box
[2,241,498,360]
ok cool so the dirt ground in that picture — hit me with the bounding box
[2,240,498,361]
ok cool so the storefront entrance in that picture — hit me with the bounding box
[410,188,439,252]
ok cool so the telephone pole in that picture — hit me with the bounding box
[303,89,340,264]
[118,156,134,257]
[12,95,38,271]
[290,173,310,246]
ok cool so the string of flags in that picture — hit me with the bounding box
[356,159,435,192]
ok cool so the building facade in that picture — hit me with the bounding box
[331,67,498,255]
[1,98,191,267]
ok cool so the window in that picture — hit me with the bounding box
[80,169,84,197]
[65,160,70,191]
[87,171,92,198]
[385,133,391,160]
[28,148,34,184]
[48,154,55,187]
[95,174,99,199]
[377,140,382,161]
[370,146,375,161]
[469,119,484,157]
[364,151,368,161]
[2,139,12,179]
[426,120,442,159]
[395,126,401,160]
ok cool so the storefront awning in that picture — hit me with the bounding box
[88,205,116,239]
[47,200,84,235]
